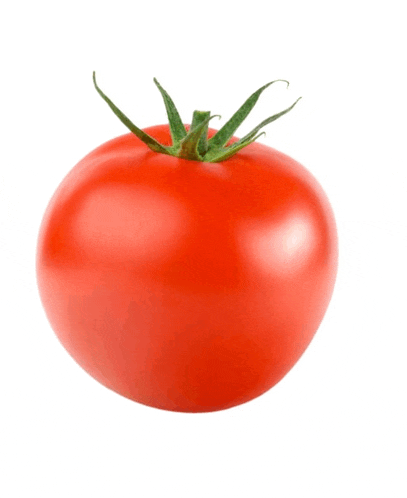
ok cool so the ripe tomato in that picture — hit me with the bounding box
[36,76,338,412]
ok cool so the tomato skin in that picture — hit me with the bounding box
[37,125,338,412]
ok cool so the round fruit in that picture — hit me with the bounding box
[36,75,337,412]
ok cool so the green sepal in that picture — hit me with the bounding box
[204,96,302,163]
[153,78,187,148]
[93,72,171,155]
[207,80,289,152]
[205,132,266,163]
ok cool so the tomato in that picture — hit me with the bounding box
[36,76,338,412]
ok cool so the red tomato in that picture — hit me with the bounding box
[36,124,337,412]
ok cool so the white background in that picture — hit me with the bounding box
[1,1,406,496]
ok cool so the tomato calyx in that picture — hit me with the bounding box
[93,72,301,163]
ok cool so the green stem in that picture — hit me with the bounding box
[190,110,211,157]
[178,113,219,161]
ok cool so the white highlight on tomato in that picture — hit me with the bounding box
[239,211,317,278]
